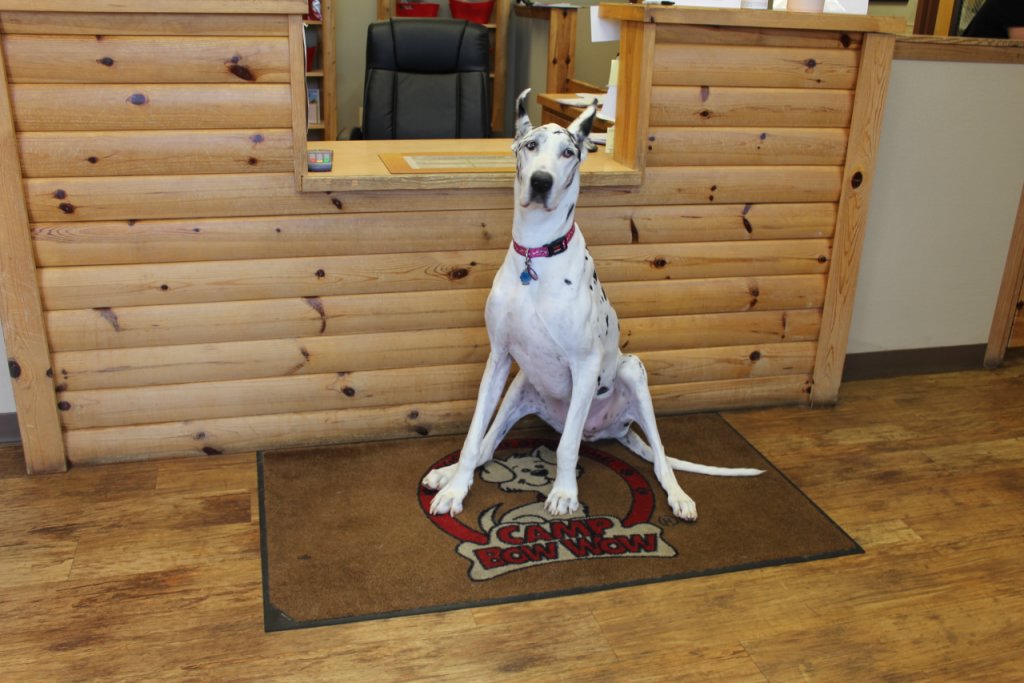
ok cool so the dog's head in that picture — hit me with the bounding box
[511,88,598,212]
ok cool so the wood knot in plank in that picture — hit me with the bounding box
[95,307,121,331]
[7,359,20,379]
[227,63,255,81]
[304,296,327,334]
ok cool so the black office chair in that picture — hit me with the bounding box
[359,18,491,140]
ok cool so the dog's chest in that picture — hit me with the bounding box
[486,246,619,399]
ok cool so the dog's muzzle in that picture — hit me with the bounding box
[529,171,554,205]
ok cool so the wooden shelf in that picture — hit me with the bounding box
[304,0,336,141]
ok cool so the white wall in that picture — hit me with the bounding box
[849,58,1024,353]
[335,0,378,134]
[0,319,15,413]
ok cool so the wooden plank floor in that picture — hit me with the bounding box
[1,351,1022,681]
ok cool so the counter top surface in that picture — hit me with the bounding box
[302,138,640,193]
[599,4,907,34]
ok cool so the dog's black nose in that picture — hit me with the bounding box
[530,171,554,194]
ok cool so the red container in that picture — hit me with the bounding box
[396,2,441,17]
[449,0,494,23]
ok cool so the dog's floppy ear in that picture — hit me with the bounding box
[568,99,599,154]
[514,88,533,142]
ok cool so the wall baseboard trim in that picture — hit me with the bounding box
[0,412,20,443]
[843,344,989,382]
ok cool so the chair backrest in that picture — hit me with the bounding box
[362,18,491,140]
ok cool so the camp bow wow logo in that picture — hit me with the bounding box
[419,439,677,581]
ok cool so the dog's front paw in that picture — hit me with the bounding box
[421,463,458,491]
[545,485,580,516]
[429,484,469,516]
[668,491,698,522]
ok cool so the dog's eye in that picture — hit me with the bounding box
[562,148,575,158]
[525,140,538,151]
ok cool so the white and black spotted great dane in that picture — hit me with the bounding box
[423,90,763,521]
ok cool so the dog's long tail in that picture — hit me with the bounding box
[616,431,764,476]
[666,457,765,477]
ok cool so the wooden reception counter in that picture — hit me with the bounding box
[1,2,911,472]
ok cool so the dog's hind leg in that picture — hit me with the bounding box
[615,355,698,521]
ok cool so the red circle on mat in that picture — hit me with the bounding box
[418,437,656,544]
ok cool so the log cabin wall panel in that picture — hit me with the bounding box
[62,373,811,466]
[648,86,855,128]
[2,35,291,83]
[29,202,835,267]
[54,332,820,393]
[652,44,860,89]
[23,165,842,223]
[43,274,826,353]
[52,309,823,392]
[18,129,295,178]
[37,240,831,310]
[12,84,293,131]
[55,307,822,430]
[645,127,849,167]
[0,11,291,36]
[0,6,884,469]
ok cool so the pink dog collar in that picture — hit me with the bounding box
[513,223,576,284]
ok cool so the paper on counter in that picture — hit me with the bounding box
[554,94,603,106]
[641,0,742,8]
[590,5,620,42]
[599,86,617,122]
[772,0,868,13]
